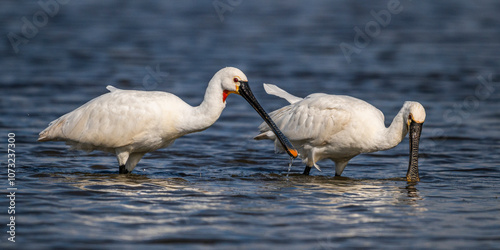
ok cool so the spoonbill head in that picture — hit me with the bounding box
[38,67,297,174]
[213,68,298,158]
[255,84,426,182]
[406,102,425,181]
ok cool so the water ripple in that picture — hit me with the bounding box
[3,1,500,249]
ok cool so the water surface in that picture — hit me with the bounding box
[1,1,499,249]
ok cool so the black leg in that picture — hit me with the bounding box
[119,165,130,174]
[303,166,312,175]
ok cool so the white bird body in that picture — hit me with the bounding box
[42,87,186,152]
[255,84,426,180]
[39,67,297,174]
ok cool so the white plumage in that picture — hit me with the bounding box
[255,84,426,180]
[39,67,297,174]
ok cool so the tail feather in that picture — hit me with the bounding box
[254,131,275,140]
[37,132,50,142]
[263,84,303,104]
[38,117,66,142]
[106,85,119,92]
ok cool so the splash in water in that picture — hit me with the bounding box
[286,156,294,177]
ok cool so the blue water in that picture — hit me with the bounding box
[1,1,500,249]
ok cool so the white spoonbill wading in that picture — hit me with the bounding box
[39,67,297,174]
[255,84,426,181]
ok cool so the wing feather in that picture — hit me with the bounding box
[263,83,303,104]
[257,94,353,146]
[39,87,184,151]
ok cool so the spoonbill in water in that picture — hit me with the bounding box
[254,84,425,181]
[39,67,297,174]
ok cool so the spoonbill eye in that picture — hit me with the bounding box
[233,77,239,83]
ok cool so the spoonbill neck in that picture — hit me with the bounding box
[182,80,227,134]
[379,105,410,151]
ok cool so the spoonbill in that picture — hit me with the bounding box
[39,67,297,174]
[254,84,425,181]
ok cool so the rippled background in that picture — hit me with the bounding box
[1,0,500,249]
